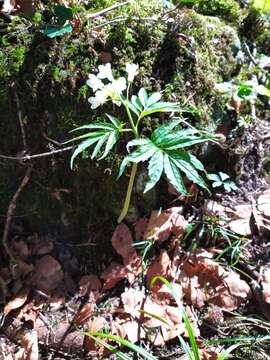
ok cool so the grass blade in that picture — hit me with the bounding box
[88,332,158,360]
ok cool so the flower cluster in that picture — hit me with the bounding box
[86,63,139,109]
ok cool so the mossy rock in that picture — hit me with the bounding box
[153,10,241,125]
[196,0,241,22]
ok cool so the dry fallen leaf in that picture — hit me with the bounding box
[4,288,29,316]
[135,218,149,241]
[101,252,142,290]
[111,223,134,262]
[226,204,253,236]
[257,189,270,217]
[73,303,93,326]
[14,331,39,360]
[79,274,101,300]
[146,250,172,287]
[33,256,63,293]
[101,262,128,290]
[144,207,187,244]
[121,287,144,318]
[176,249,251,311]
[86,317,106,354]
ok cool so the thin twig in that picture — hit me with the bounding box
[0,146,74,161]
[86,0,131,19]
[12,84,28,150]
[243,43,257,66]
[2,167,32,259]
[92,15,157,29]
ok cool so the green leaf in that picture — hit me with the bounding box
[106,113,121,127]
[99,131,119,159]
[152,119,182,142]
[217,344,242,360]
[140,102,180,118]
[213,181,223,188]
[86,334,132,360]
[150,276,200,360]
[208,173,221,182]
[237,84,254,99]
[170,151,208,191]
[88,332,158,360]
[189,154,204,171]
[228,181,238,191]
[127,101,140,116]
[42,23,72,38]
[219,172,230,181]
[146,92,162,107]
[156,129,209,150]
[65,130,107,143]
[144,150,164,193]
[224,183,232,192]
[66,130,106,143]
[138,88,148,107]
[70,137,101,169]
[126,138,153,152]
[69,118,122,165]
[125,144,157,164]
[164,153,188,195]
[131,95,143,111]
[91,134,109,159]
[118,144,157,179]
[70,123,115,132]
[54,5,73,23]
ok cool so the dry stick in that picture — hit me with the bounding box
[2,166,32,259]
[0,145,74,161]
[12,84,27,150]
[86,0,131,19]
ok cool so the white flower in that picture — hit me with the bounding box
[112,77,127,93]
[125,63,139,82]
[86,74,104,92]
[88,77,126,109]
[88,89,108,109]
[107,77,127,105]
[97,63,114,81]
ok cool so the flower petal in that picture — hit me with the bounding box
[125,63,139,82]
[97,63,114,81]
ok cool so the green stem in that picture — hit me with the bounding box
[117,162,138,223]
[117,84,140,222]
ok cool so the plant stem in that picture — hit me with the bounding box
[117,162,137,223]
[117,85,140,223]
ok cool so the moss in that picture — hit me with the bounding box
[240,7,270,43]
[153,10,241,126]
[196,0,241,22]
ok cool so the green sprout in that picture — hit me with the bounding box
[208,172,238,193]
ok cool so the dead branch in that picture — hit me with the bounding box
[2,166,32,259]
[0,146,74,162]
[86,0,131,19]
[12,84,28,150]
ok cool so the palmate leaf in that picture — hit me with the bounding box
[128,88,181,119]
[169,150,209,192]
[164,154,188,195]
[69,115,123,169]
[118,143,157,179]
[144,150,164,193]
[119,122,211,195]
